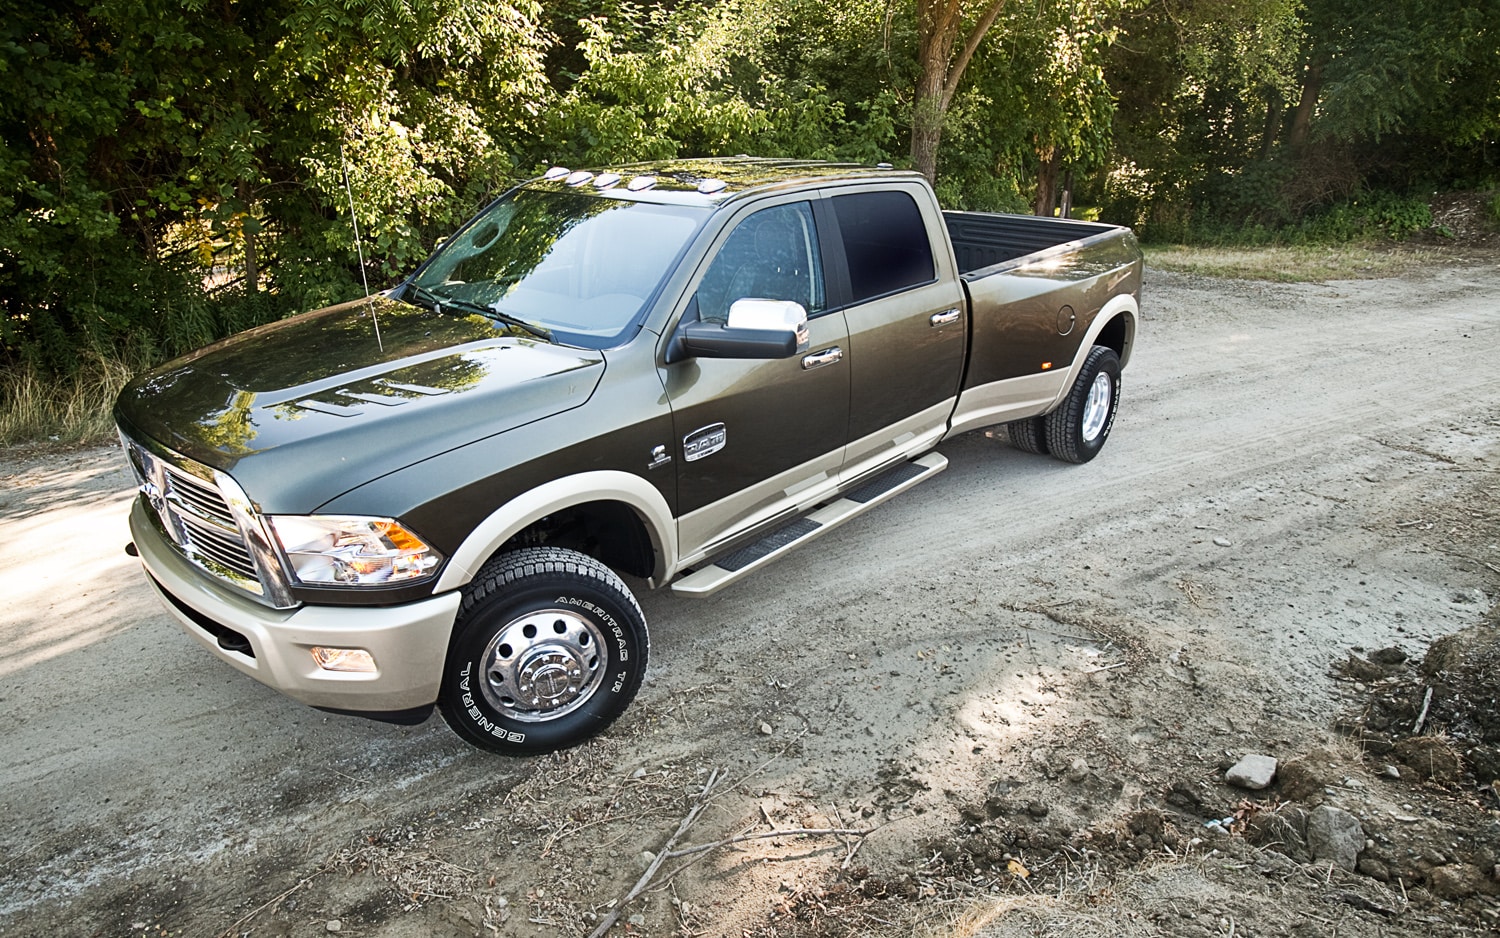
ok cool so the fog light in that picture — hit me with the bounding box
[310,646,377,673]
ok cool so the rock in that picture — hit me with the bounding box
[631,767,647,779]
[640,850,656,867]
[758,722,773,736]
[1381,764,1401,779]
[326,923,342,934]
[1357,857,1391,882]
[1427,864,1489,900]
[1337,653,1391,682]
[1226,753,1278,790]
[628,913,647,926]
[1392,736,1463,783]
[1307,806,1364,871]
[1368,646,1408,666]
[1065,758,1089,783]
[1026,800,1050,818]
[1213,536,1232,547]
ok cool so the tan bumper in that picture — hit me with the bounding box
[130,499,460,713]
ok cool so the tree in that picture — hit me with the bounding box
[911,0,1008,182]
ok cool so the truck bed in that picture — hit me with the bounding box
[943,211,1126,277]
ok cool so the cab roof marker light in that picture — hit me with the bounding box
[543,166,569,181]
[565,170,595,187]
[626,175,657,192]
[593,172,622,189]
[697,178,727,195]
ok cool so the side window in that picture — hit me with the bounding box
[695,202,825,323]
[831,191,936,304]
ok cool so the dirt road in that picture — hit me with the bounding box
[2,262,1497,937]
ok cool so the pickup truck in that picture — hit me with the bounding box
[114,157,1141,755]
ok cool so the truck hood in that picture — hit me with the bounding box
[115,295,605,512]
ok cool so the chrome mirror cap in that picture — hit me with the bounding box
[726,298,810,351]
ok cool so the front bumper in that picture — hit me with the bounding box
[131,499,461,715]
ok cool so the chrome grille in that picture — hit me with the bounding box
[119,433,293,607]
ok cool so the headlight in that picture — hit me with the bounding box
[267,515,442,587]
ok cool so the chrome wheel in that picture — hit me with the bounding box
[1081,371,1113,442]
[478,609,606,722]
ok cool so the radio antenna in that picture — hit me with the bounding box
[339,141,383,352]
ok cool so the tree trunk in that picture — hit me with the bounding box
[1259,88,1283,159]
[911,67,949,183]
[238,180,258,293]
[910,0,1008,183]
[1033,149,1060,217]
[1286,60,1323,151]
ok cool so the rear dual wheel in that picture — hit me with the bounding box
[1044,345,1120,464]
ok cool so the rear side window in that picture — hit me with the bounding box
[831,191,936,304]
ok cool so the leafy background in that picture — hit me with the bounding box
[1,0,1496,435]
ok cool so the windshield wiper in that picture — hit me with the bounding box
[405,284,553,342]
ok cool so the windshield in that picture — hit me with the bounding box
[409,188,708,347]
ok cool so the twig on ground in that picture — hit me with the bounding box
[215,863,332,938]
[1412,686,1434,735]
[664,826,874,861]
[587,768,722,938]
[1083,662,1128,674]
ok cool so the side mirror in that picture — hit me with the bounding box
[669,299,811,362]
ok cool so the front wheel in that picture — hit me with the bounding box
[1044,345,1121,464]
[437,547,648,755]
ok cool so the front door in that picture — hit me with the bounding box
[661,199,851,560]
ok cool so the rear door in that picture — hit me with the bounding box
[824,185,967,481]
[661,197,851,560]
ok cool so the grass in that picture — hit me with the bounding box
[1143,243,1444,282]
[0,353,139,448]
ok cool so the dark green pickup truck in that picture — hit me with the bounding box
[115,157,1141,754]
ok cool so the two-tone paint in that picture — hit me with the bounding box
[114,157,1142,722]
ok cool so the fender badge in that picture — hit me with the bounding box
[683,423,727,462]
[647,445,672,470]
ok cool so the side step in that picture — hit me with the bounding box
[671,452,948,597]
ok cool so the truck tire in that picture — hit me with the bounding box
[1044,345,1120,464]
[1005,416,1049,455]
[437,547,648,755]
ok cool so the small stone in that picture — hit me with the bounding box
[1026,800,1049,818]
[1226,753,1278,790]
[628,913,647,926]
[1065,758,1089,783]
[326,922,342,934]
[1382,764,1401,779]
[1213,536,1232,547]
[640,850,656,867]
[631,767,647,779]
[759,722,773,736]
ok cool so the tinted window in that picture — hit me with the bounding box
[832,191,935,304]
[696,202,825,323]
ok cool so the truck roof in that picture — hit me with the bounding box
[521,156,924,206]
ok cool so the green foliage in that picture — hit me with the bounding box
[3,0,1497,444]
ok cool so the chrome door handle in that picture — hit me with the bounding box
[930,308,961,326]
[801,346,843,370]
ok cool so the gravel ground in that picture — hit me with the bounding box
[1,260,1497,938]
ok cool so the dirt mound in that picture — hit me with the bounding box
[1339,611,1500,786]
